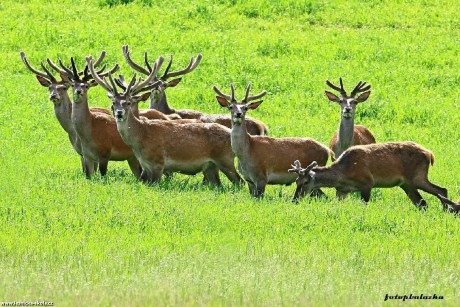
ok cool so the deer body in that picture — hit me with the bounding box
[290,142,447,208]
[215,83,331,198]
[325,78,376,158]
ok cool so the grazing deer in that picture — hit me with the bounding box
[87,56,243,186]
[20,51,112,173]
[122,45,269,135]
[325,78,376,159]
[288,142,448,209]
[57,54,143,179]
[215,83,332,198]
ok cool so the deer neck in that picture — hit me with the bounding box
[71,92,92,140]
[54,90,75,136]
[116,108,144,149]
[150,93,174,115]
[230,119,251,158]
[337,116,355,152]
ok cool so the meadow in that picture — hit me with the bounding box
[1,0,460,305]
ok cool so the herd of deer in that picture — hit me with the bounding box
[20,46,460,213]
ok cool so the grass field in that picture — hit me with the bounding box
[1,0,460,305]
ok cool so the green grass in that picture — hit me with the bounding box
[1,0,460,305]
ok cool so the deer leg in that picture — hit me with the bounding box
[215,160,244,186]
[400,184,427,208]
[253,180,266,198]
[80,156,86,173]
[336,189,348,200]
[99,160,109,177]
[83,158,95,179]
[141,167,163,184]
[310,188,326,198]
[415,180,448,210]
[127,157,142,179]
[202,165,221,186]
[360,187,372,203]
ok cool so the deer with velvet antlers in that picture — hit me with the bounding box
[215,83,333,198]
[55,54,145,179]
[20,51,113,174]
[122,45,269,136]
[325,78,376,159]
[288,142,449,210]
[86,56,243,186]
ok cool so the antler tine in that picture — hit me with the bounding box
[125,73,137,95]
[243,83,252,103]
[107,72,119,95]
[246,89,267,102]
[98,63,120,78]
[326,78,347,96]
[212,85,232,101]
[144,51,153,73]
[39,61,57,82]
[70,57,80,81]
[93,50,106,68]
[85,56,114,93]
[122,45,150,75]
[230,83,236,102]
[162,53,202,79]
[46,58,68,76]
[58,58,74,78]
[306,161,318,171]
[20,52,49,79]
[350,81,371,97]
[131,62,159,95]
[288,160,303,173]
[161,55,173,80]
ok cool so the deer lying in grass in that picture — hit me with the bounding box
[87,56,243,186]
[215,83,333,198]
[122,45,269,135]
[20,51,112,174]
[325,78,376,159]
[288,142,448,209]
[57,55,151,179]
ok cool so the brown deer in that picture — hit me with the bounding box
[20,51,112,174]
[86,56,243,186]
[122,45,269,135]
[288,142,448,209]
[57,55,152,179]
[215,83,333,198]
[325,78,376,159]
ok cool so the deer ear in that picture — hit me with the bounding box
[88,80,98,88]
[36,75,50,87]
[167,78,182,87]
[356,91,371,103]
[216,96,230,108]
[325,91,340,102]
[247,101,262,110]
[139,92,151,101]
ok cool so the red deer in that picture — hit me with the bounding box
[215,83,333,198]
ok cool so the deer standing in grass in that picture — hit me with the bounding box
[325,78,376,159]
[20,51,112,174]
[288,142,448,210]
[87,56,243,186]
[215,83,332,198]
[58,55,145,179]
[122,45,269,135]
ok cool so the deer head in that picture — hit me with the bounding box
[122,45,202,107]
[55,52,119,103]
[86,56,161,122]
[20,51,72,105]
[213,83,267,125]
[288,160,318,201]
[325,78,371,120]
